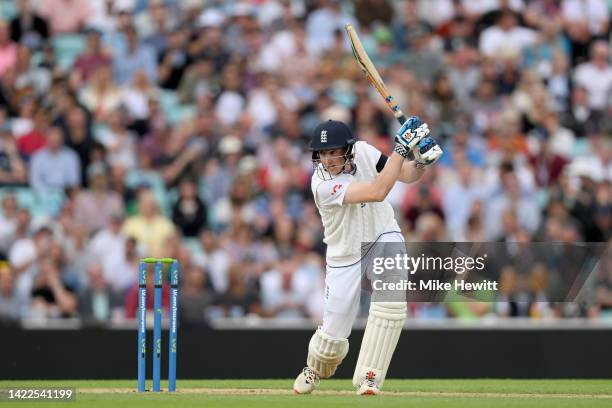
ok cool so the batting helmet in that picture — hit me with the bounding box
[310,120,356,179]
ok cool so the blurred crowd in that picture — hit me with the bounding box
[0,0,611,326]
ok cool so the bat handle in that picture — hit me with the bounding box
[386,96,406,125]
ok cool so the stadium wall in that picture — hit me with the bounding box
[1,327,611,380]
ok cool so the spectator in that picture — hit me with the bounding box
[464,0,524,18]
[439,123,487,168]
[78,262,117,323]
[179,264,213,326]
[305,0,357,53]
[0,194,18,253]
[573,41,612,112]
[495,266,530,317]
[4,208,31,252]
[87,0,124,34]
[62,106,95,186]
[522,20,570,80]
[430,73,459,131]
[0,0,610,323]
[172,178,207,237]
[99,7,133,50]
[213,65,246,127]
[463,201,486,241]
[560,86,603,137]
[392,0,434,52]
[593,182,611,241]
[354,0,393,29]
[484,170,541,240]
[203,135,243,208]
[402,24,444,86]
[215,264,261,317]
[0,21,17,78]
[16,106,48,159]
[122,188,175,257]
[29,126,81,193]
[403,183,445,227]
[124,255,169,319]
[113,25,157,86]
[532,110,576,160]
[479,10,536,59]
[120,69,160,121]
[157,29,191,90]
[14,45,52,96]
[88,215,138,295]
[30,258,78,318]
[413,212,447,242]
[528,139,569,187]
[442,162,483,240]
[157,127,206,188]
[191,15,230,71]
[135,0,177,40]
[0,260,29,321]
[568,161,610,242]
[260,258,315,318]
[79,65,122,121]
[198,230,231,294]
[561,0,609,39]
[73,163,124,234]
[0,129,27,185]
[71,30,112,85]
[9,224,49,299]
[39,0,90,35]
[11,97,36,139]
[546,52,571,111]
[94,109,137,170]
[447,46,481,105]
[48,241,81,294]
[10,0,49,49]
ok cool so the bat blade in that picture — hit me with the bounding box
[345,23,407,125]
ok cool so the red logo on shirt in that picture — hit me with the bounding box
[331,184,343,195]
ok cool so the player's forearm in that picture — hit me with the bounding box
[370,152,404,201]
[398,161,425,184]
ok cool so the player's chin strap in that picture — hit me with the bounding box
[307,328,349,378]
[352,302,406,388]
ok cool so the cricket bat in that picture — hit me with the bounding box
[345,23,408,126]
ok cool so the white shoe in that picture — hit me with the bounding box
[356,371,380,395]
[293,367,320,394]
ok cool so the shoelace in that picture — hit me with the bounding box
[302,367,320,386]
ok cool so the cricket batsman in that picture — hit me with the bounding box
[293,117,443,395]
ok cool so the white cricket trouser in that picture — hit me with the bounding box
[321,231,405,339]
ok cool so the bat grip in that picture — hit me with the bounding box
[394,113,415,160]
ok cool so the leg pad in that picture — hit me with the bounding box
[352,302,406,387]
[307,328,349,378]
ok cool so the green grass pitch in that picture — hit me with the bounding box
[1,379,611,407]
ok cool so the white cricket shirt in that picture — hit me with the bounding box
[311,141,401,267]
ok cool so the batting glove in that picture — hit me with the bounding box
[394,116,430,158]
[413,136,443,168]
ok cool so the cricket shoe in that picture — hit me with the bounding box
[356,371,380,395]
[293,367,320,394]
